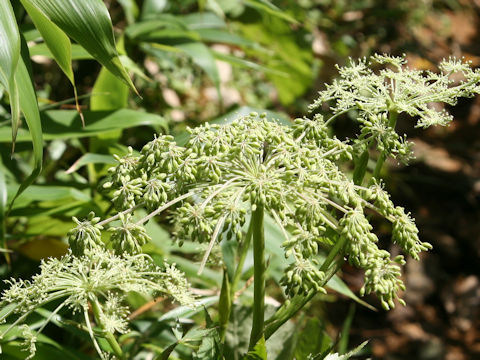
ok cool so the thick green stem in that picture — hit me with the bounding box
[90,296,124,359]
[248,203,265,350]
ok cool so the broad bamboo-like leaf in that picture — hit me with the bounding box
[20,0,73,83]
[25,0,137,94]
[6,185,90,204]
[9,38,44,212]
[181,12,226,29]
[65,153,115,174]
[90,66,129,110]
[19,0,86,125]
[0,0,21,150]
[29,42,92,60]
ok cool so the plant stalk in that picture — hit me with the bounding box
[248,203,265,350]
[90,296,124,359]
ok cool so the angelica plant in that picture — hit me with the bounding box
[1,55,479,359]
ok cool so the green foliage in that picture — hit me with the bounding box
[0,1,478,358]
[310,55,480,162]
[3,52,479,358]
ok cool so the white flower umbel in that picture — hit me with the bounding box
[0,249,193,359]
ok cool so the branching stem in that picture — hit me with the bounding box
[90,295,124,359]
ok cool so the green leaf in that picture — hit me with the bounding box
[221,237,236,280]
[0,157,7,258]
[0,109,167,142]
[125,16,187,39]
[20,0,86,125]
[159,342,179,360]
[90,66,129,110]
[353,148,369,185]
[29,42,92,60]
[294,318,332,360]
[338,304,355,354]
[65,153,115,174]
[20,0,74,84]
[117,0,139,24]
[159,296,218,322]
[243,336,267,360]
[212,51,286,76]
[25,0,137,93]
[0,0,21,149]
[140,0,169,20]
[9,38,44,211]
[326,276,376,311]
[193,334,220,360]
[197,28,258,48]
[244,0,298,24]
[0,2,20,86]
[7,185,90,204]
[318,341,368,360]
[181,12,226,29]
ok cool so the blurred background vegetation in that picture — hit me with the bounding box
[1,0,479,359]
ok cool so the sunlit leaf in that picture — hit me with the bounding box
[65,153,115,174]
[9,38,44,211]
[90,66,129,110]
[243,336,267,360]
[0,0,21,150]
[20,0,74,83]
[25,0,137,93]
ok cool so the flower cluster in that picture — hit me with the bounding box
[3,54,476,357]
[98,110,436,307]
[67,211,103,255]
[0,249,193,359]
[309,54,480,162]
